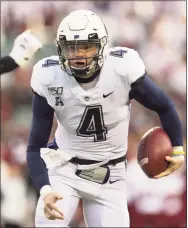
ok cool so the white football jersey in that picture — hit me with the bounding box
[31,47,146,160]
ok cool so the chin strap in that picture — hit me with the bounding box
[74,69,100,83]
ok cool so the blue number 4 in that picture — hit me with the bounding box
[109,49,128,58]
[42,59,59,68]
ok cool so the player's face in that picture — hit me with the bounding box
[64,43,98,68]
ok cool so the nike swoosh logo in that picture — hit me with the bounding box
[109,179,121,184]
[90,34,95,37]
[103,91,114,98]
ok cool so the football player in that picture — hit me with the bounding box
[0,30,42,75]
[26,10,185,227]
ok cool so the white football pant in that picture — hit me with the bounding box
[35,161,130,227]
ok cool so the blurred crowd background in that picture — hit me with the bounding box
[1,1,186,227]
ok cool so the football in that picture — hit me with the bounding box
[137,127,172,178]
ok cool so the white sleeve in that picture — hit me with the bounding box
[30,59,56,109]
[109,47,146,86]
[127,50,146,85]
[30,63,46,97]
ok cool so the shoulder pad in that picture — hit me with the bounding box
[33,56,60,86]
[34,55,59,70]
[106,47,146,84]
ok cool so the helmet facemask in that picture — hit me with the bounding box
[55,34,108,79]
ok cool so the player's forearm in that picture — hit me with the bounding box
[27,151,50,191]
[0,56,19,74]
[26,93,54,191]
[158,106,183,146]
[130,75,183,147]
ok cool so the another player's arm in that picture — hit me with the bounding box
[26,92,64,220]
[0,56,19,74]
[129,74,185,178]
[1,30,42,75]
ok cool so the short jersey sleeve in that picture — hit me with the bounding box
[126,49,146,85]
[31,60,46,97]
[108,47,146,86]
[30,57,58,108]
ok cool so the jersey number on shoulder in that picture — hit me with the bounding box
[109,49,128,58]
[42,59,59,68]
[76,105,107,142]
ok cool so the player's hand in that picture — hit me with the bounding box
[9,29,42,67]
[154,146,185,178]
[43,192,64,220]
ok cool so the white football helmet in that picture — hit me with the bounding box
[54,10,109,80]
